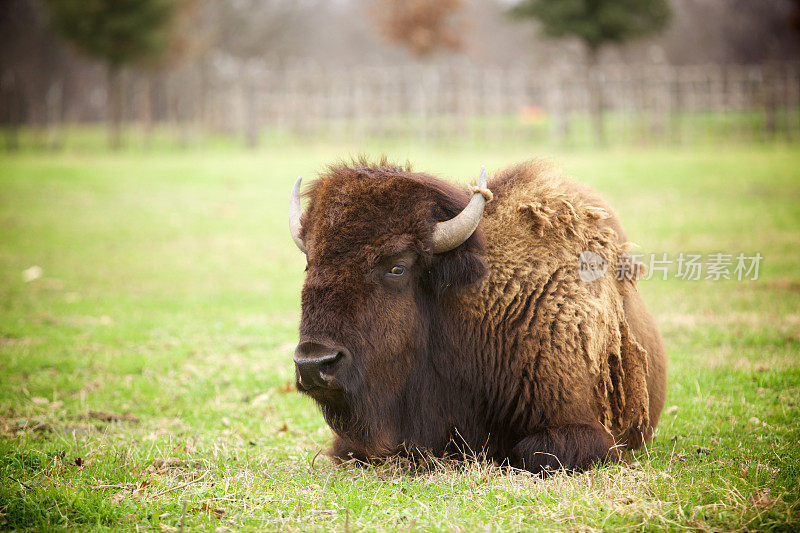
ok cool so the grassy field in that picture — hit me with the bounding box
[1,144,799,531]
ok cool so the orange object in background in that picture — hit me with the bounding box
[519,106,547,125]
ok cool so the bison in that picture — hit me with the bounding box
[288,158,666,474]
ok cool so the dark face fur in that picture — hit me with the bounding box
[293,163,486,455]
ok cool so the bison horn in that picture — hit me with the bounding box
[431,166,489,254]
[289,176,307,253]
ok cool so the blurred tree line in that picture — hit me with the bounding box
[1,0,799,149]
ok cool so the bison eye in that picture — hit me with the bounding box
[388,265,406,277]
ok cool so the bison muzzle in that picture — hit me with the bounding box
[288,158,666,474]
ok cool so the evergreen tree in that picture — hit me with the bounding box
[510,0,671,144]
[45,0,178,148]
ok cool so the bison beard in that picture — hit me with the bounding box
[289,158,667,475]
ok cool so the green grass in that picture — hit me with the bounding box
[1,143,799,531]
[4,106,796,153]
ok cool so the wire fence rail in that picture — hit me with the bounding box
[3,61,799,150]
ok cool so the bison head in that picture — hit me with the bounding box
[288,162,489,457]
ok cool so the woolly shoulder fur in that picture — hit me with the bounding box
[458,159,659,445]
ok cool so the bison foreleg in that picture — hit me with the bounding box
[327,436,373,464]
[509,424,618,474]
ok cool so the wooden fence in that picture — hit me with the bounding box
[4,61,800,149]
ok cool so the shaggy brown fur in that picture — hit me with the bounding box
[295,158,666,474]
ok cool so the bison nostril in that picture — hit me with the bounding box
[318,352,343,377]
[293,342,348,390]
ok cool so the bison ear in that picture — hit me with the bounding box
[427,248,487,297]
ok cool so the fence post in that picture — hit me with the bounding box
[547,72,567,148]
[45,79,63,151]
[243,62,259,149]
[784,63,797,142]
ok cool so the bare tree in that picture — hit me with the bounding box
[136,0,214,148]
[211,0,308,147]
[369,0,465,59]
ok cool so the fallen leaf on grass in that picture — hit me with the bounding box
[22,266,42,282]
[278,423,288,433]
[194,503,226,518]
[696,447,712,455]
[751,490,776,509]
[279,381,294,393]
[132,479,153,501]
